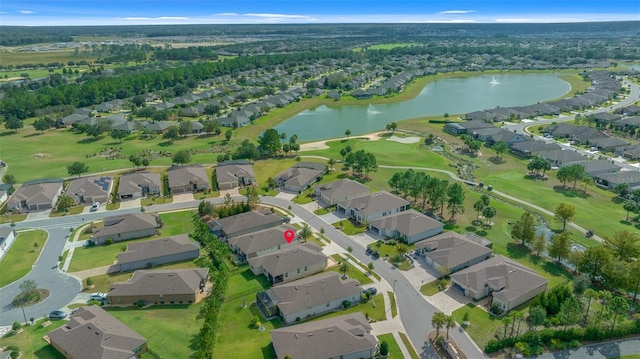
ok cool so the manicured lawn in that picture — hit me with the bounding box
[68,210,195,272]
[420,280,442,296]
[106,303,202,358]
[345,253,381,280]
[141,196,173,206]
[399,332,421,359]
[378,333,403,358]
[333,218,367,235]
[0,229,48,287]
[0,318,67,359]
[312,294,386,322]
[388,291,397,318]
[0,213,28,224]
[328,254,374,285]
[452,303,528,350]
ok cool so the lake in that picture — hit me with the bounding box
[274,73,571,142]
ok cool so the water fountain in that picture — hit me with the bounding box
[489,76,500,85]
[367,103,380,115]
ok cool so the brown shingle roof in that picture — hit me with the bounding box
[116,234,199,265]
[7,182,62,206]
[47,306,146,359]
[248,243,325,277]
[270,313,377,359]
[209,209,282,238]
[118,172,161,197]
[338,191,410,218]
[315,179,370,203]
[93,213,158,239]
[167,166,209,188]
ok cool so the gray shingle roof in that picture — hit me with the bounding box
[315,179,370,203]
[215,162,255,184]
[209,209,283,238]
[118,172,161,197]
[116,234,199,265]
[270,313,377,359]
[47,306,146,359]
[167,166,209,188]
[66,176,112,201]
[228,224,297,256]
[275,167,324,188]
[338,191,410,218]
[416,232,492,270]
[369,209,443,237]
[109,268,209,297]
[93,213,158,239]
[7,182,62,207]
[248,243,325,277]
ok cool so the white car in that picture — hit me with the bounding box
[90,202,100,212]
[90,292,107,301]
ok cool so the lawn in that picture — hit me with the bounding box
[106,303,202,358]
[378,333,403,358]
[333,218,368,235]
[399,332,421,359]
[388,291,397,318]
[452,303,528,350]
[0,318,67,359]
[311,294,385,322]
[68,210,195,272]
[0,213,28,224]
[328,254,374,285]
[0,229,48,287]
[345,253,381,280]
[420,280,442,296]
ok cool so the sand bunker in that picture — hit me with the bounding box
[387,135,421,144]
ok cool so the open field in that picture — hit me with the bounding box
[0,318,67,359]
[0,229,48,287]
[106,303,202,358]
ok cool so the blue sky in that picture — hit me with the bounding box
[1,0,638,26]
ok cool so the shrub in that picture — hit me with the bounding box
[6,346,20,359]
[58,255,63,262]
[550,338,564,350]
[136,300,145,308]
[12,321,21,331]
[105,238,113,245]
[342,300,351,308]
[379,341,389,355]
[86,277,93,287]
[250,316,260,328]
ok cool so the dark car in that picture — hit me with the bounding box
[49,310,67,320]
[364,287,377,296]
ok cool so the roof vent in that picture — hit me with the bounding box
[307,333,314,337]
[327,328,334,332]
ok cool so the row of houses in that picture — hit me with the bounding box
[463,71,622,122]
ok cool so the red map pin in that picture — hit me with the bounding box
[284,230,296,244]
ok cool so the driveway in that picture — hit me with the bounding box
[275,191,297,200]
[172,193,194,202]
[119,198,141,210]
[319,211,345,225]
[26,210,52,221]
[427,286,470,315]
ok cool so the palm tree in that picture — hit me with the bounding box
[597,290,612,326]
[395,243,408,257]
[583,288,597,325]
[339,262,349,279]
[502,317,511,339]
[482,206,497,226]
[431,311,447,338]
[328,158,336,171]
[298,224,312,243]
[473,200,485,221]
[445,315,456,338]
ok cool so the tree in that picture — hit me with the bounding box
[245,187,260,207]
[339,262,349,278]
[5,116,24,131]
[445,315,456,338]
[493,141,508,160]
[510,212,536,246]
[473,200,485,221]
[163,126,180,142]
[86,277,94,287]
[528,305,546,329]
[57,195,75,212]
[549,231,572,263]
[67,161,89,177]
[19,279,36,293]
[615,183,630,199]
[532,232,546,256]
[172,150,191,165]
[446,183,465,222]
[225,129,232,142]
[131,95,146,108]
[33,117,53,133]
[258,128,282,157]
[345,129,351,139]
[623,200,637,222]
[178,120,193,136]
[3,174,16,185]
[431,311,447,338]
[298,224,312,243]
[608,296,629,332]
[583,288,598,324]
[328,158,336,171]
[379,341,389,356]
[558,296,582,329]
[554,203,575,231]
[110,129,128,143]
[395,242,409,257]
[279,132,287,145]
[578,245,611,282]
[604,230,640,262]
[367,262,374,273]
[625,259,640,300]
[482,206,496,225]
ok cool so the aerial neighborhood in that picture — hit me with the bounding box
[1,20,640,359]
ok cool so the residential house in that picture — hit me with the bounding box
[589,137,629,151]
[539,150,587,167]
[485,131,531,147]
[65,176,112,205]
[248,243,326,284]
[7,181,63,212]
[337,191,410,223]
[326,90,342,99]
[110,234,200,273]
[578,160,620,178]
[228,224,299,263]
[450,255,548,312]
[444,120,495,135]
[91,213,160,245]
[369,209,444,244]
[167,166,210,193]
[350,89,372,100]
[48,306,147,359]
[314,179,371,206]
[118,172,162,200]
[415,232,492,274]
[592,112,622,126]
[275,162,326,193]
[215,161,256,190]
[595,171,640,190]
[144,120,174,134]
[510,141,561,158]
[108,268,209,305]
[209,208,283,240]
[0,228,16,261]
[270,313,378,359]
[220,114,250,128]
[256,272,361,324]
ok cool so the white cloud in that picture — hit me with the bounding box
[439,10,475,14]
[244,13,313,19]
[19,10,35,14]
[215,13,238,16]
[121,16,190,21]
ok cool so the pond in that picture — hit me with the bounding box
[275,73,571,141]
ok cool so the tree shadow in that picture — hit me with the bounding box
[77,137,101,144]
[0,131,17,137]
[23,133,43,138]
[620,220,633,226]
[552,186,588,199]
[524,174,548,181]
[488,157,504,165]
[158,141,173,147]
[506,243,528,259]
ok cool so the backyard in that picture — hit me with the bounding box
[0,229,48,287]
[0,318,67,359]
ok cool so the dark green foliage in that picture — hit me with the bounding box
[379,341,389,356]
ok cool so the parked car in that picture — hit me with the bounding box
[364,287,377,296]
[90,292,107,301]
[90,202,100,212]
[49,310,67,320]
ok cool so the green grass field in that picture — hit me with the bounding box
[328,254,374,285]
[106,303,202,358]
[0,318,67,359]
[377,333,403,357]
[452,303,529,350]
[0,229,48,287]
